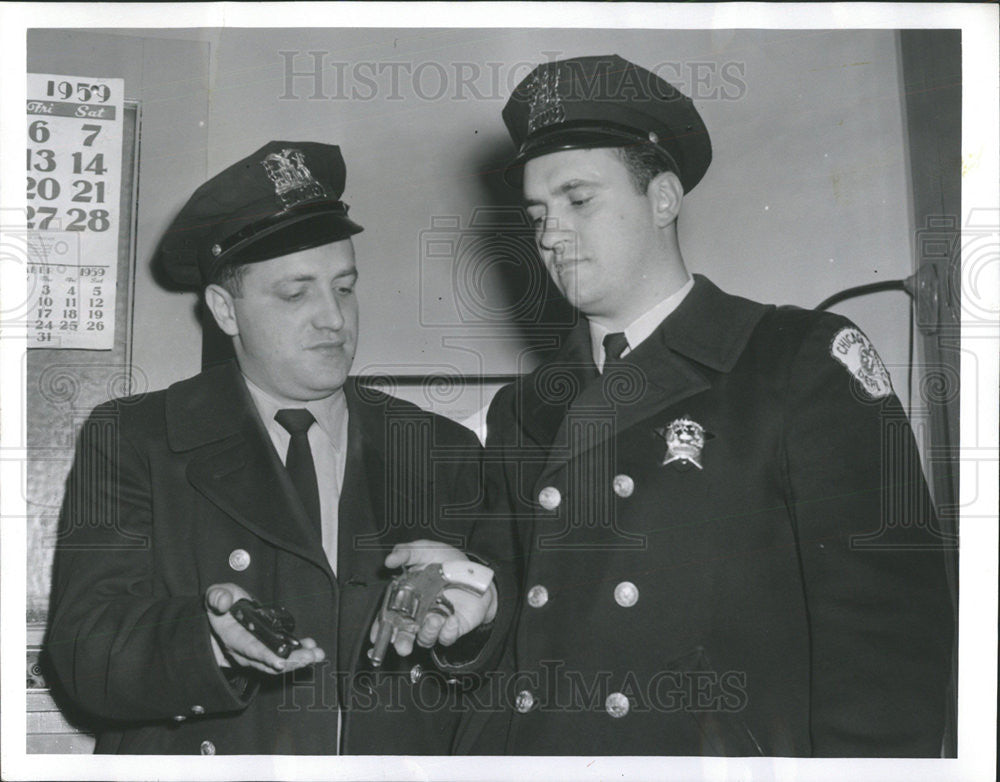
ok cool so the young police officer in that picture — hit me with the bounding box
[47,142,493,754]
[456,55,954,757]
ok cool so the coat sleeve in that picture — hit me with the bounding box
[46,404,252,723]
[432,387,519,677]
[781,315,955,756]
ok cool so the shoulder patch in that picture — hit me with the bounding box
[830,327,892,400]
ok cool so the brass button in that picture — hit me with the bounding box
[199,740,216,755]
[410,664,423,684]
[211,243,222,257]
[527,585,549,608]
[605,692,630,718]
[173,714,186,722]
[515,690,535,713]
[538,486,561,510]
[190,704,205,715]
[612,474,635,498]
[614,581,639,608]
[228,549,250,571]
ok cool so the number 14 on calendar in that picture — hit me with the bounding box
[26,73,124,350]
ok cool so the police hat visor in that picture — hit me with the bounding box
[208,201,363,271]
[502,121,681,187]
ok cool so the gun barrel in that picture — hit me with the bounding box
[369,621,394,668]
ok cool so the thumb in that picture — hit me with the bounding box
[384,539,461,570]
[205,584,236,615]
[383,543,414,570]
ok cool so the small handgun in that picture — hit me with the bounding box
[368,560,494,668]
[230,598,303,659]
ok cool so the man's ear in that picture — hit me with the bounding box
[204,283,239,337]
[648,170,684,228]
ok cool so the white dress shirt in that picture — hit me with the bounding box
[244,376,349,573]
[589,276,695,372]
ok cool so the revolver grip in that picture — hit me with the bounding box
[441,560,493,595]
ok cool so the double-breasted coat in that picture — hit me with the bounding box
[47,360,489,755]
[456,275,954,756]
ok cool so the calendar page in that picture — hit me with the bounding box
[26,73,124,349]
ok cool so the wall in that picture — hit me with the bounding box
[25,29,212,752]
[28,29,212,392]
[93,27,917,416]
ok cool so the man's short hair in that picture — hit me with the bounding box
[615,145,679,195]
[209,260,249,297]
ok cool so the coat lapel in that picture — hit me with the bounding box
[539,276,770,477]
[335,381,404,672]
[337,380,386,575]
[167,361,334,580]
[516,323,597,450]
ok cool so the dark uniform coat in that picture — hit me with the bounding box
[457,275,954,757]
[47,360,487,755]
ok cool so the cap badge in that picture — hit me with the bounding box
[656,417,707,470]
[261,148,328,209]
[830,327,892,400]
[526,65,566,135]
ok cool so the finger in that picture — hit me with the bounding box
[215,622,291,671]
[437,615,462,646]
[228,649,285,675]
[485,585,498,623]
[239,635,289,671]
[287,644,325,666]
[393,628,416,657]
[384,539,464,570]
[205,585,235,615]
[299,637,318,650]
[416,612,446,648]
[383,544,412,570]
[370,619,381,644]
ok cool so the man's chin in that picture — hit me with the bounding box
[294,362,352,399]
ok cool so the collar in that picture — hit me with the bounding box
[643,274,770,372]
[242,374,347,452]
[167,360,373,454]
[534,274,770,381]
[512,275,770,450]
[589,276,694,370]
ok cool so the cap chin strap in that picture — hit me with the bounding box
[204,199,360,281]
[505,122,680,186]
[212,199,351,259]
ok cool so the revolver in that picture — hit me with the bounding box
[230,598,303,659]
[368,560,494,668]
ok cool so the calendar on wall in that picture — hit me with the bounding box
[26,73,125,349]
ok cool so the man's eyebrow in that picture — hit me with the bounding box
[523,180,594,207]
[273,274,316,285]
[559,179,595,193]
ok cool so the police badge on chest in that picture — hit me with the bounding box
[655,417,712,470]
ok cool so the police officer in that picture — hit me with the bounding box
[46,142,494,754]
[454,55,955,756]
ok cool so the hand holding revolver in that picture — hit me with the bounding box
[368,540,498,663]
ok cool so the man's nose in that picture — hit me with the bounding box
[537,217,573,254]
[312,291,345,330]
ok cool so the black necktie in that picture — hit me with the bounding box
[274,409,321,536]
[602,331,629,370]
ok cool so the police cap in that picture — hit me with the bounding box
[156,141,363,288]
[502,54,712,192]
